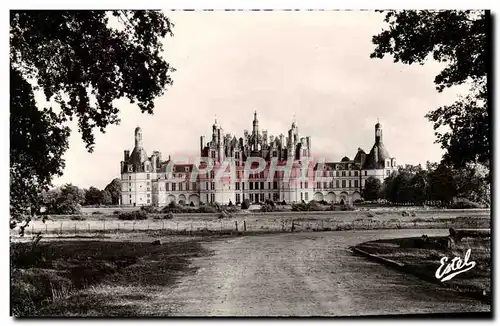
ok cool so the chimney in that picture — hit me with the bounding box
[124,150,130,161]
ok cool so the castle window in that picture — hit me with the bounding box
[336,171,339,177]
[323,171,327,177]
[273,182,278,189]
[305,192,308,201]
[342,180,346,188]
[300,182,303,188]
[268,182,271,189]
[128,166,133,172]
[364,171,367,176]
[185,167,189,172]
[129,176,131,180]
[147,188,150,191]
[348,180,352,188]
[250,182,254,190]
[211,151,216,158]
[386,170,390,175]
[316,182,321,189]
[354,171,358,177]
[273,193,279,201]
[342,171,346,177]
[186,183,190,191]
[192,182,197,190]
[236,182,240,190]
[172,183,176,191]
[211,182,215,190]
[354,180,359,188]
[211,194,215,203]
[147,174,150,180]
[336,180,340,188]
[300,193,303,201]
[260,171,264,179]
[324,182,327,189]
[235,152,240,159]
[260,182,264,189]
[330,172,333,177]
[147,199,150,204]
[329,181,333,188]
[305,182,308,188]
[179,183,183,191]
[166,183,170,191]
[348,171,351,177]
[147,194,150,198]
[260,193,264,202]
[210,171,215,179]
[273,151,277,157]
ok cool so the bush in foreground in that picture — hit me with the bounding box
[448,198,484,209]
[117,211,148,220]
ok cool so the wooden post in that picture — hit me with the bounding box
[31,224,34,234]
[176,222,179,232]
[74,224,77,234]
[162,221,165,230]
[244,220,247,232]
[103,220,106,233]
[88,223,90,233]
[117,223,120,232]
[45,224,48,234]
[133,222,135,231]
[235,221,238,231]
[60,222,62,235]
[147,223,149,231]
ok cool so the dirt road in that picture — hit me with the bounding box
[144,229,490,316]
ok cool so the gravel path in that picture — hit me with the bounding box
[143,229,490,316]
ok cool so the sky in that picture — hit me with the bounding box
[50,10,464,189]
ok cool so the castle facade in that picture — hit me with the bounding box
[120,113,397,206]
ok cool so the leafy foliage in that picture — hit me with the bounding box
[40,184,85,214]
[104,178,121,205]
[362,177,383,201]
[371,10,489,170]
[10,10,174,227]
[382,162,489,207]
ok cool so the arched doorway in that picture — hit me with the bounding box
[313,192,324,202]
[188,194,200,206]
[325,192,336,203]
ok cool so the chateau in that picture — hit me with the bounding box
[120,113,397,206]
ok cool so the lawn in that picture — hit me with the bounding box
[354,234,491,304]
[10,237,212,317]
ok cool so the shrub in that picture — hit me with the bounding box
[165,212,174,220]
[401,211,409,217]
[178,200,186,206]
[291,202,308,211]
[340,203,355,211]
[113,210,121,215]
[260,204,274,212]
[117,211,148,220]
[197,205,218,213]
[354,199,364,204]
[241,199,251,210]
[141,205,159,213]
[319,200,328,205]
[448,198,483,209]
[70,216,86,221]
[366,212,374,218]
[91,211,103,215]
[161,202,184,213]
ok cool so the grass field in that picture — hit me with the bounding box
[353,235,491,303]
[11,209,491,239]
[10,237,211,316]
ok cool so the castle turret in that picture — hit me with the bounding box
[135,126,143,148]
[375,121,382,144]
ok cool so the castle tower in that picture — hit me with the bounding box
[375,120,383,144]
[252,110,259,134]
[135,126,143,148]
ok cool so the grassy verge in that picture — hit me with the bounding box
[353,235,491,304]
[10,238,211,317]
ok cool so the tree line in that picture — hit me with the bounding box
[362,162,490,207]
[38,179,121,215]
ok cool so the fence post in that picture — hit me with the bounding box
[60,222,62,235]
[162,221,165,230]
[235,221,238,232]
[103,220,106,234]
[244,220,247,232]
[177,222,179,232]
[45,223,48,234]
[88,223,90,233]
[147,223,149,231]
[117,223,120,232]
[74,224,77,235]
[31,224,34,234]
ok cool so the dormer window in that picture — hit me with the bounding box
[128,165,133,172]
[185,167,189,172]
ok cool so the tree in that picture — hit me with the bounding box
[10,11,174,225]
[371,10,489,170]
[104,178,122,205]
[362,177,382,201]
[101,189,113,205]
[84,186,103,206]
[40,184,85,214]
